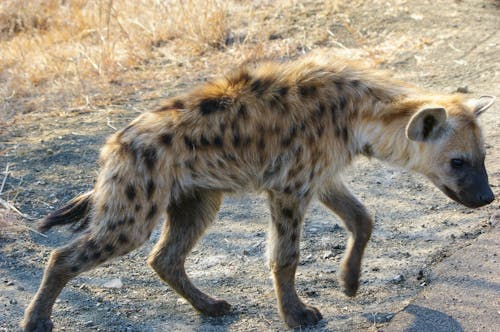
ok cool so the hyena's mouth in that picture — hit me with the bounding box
[441,185,490,209]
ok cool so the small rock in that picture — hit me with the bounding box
[79,283,87,290]
[364,312,395,323]
[322,251,335,259]
[417,270,424,280]
[456,86,469,94]
[83,321,94,327]
[242,249,250,256]
[176,298,188,305]
[6,280,14,286]
[391,274,405,284]
[102,278,123,289]
[10,299,17,305]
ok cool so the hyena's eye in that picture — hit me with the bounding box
[450,158,464,169]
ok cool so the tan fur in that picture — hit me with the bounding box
[22,53,494,331]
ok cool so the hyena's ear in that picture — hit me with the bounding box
[466,95,495,118]
[406,106,447,141]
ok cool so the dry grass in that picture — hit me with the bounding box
[0,0,228,98]
[0,0,398,120]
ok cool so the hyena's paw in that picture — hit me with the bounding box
[196,298,231,317]
[21,317,53,332]
[339,268,360,297]
[282,303,323,328]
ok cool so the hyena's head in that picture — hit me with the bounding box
[405,95,495,208]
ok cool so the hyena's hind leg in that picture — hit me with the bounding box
[319,181,373,297]
[22,208,162,331]
[147,189,229,316]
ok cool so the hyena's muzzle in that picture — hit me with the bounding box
[440,160,494,209]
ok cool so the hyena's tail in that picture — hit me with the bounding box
[38,190,94,233]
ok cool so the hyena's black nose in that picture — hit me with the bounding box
[479,191,495,205]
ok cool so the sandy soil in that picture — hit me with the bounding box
[1,0,499,331]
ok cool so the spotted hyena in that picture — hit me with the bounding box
[22,53,495,331]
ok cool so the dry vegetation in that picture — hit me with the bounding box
[0,0,390,121]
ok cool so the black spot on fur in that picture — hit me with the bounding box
[172,99,185,109]
[160,133,173,146]
[200,135,210,147]
[184,135,197,149]
[147,204,158,220]
[128,217,135,224]
[117,219,126,226]
[281,136,292,148]
[71,266,79,273]
[92,251,101,260]
[258,137,265,151]
[78,253,89,263]
[219,122,227,133]
[277,222,286,236]
[291,232,297,242]
[251,78,273,97]
[199,98,229,115]
[224,153,237,162]
[350,80,361,88]
[284,186,292,194]
[338,95,348,110]
[118,233,128,244]
[125,184,136,201]
[135,204,141,212]
[362,144,373,157]
[212,135,223,148]
[334,78,344,91]
[237,104,248,118]
[143,147,157,171]
[185,159,195,171]
[293,218,299,228]
[423,115,437,139]
[317,125,325,138]
[147,179,155,199]
[121,141,139,163]
[233,132,241,147]
[331,103,338,123]
[242,136,251,148]
[282,208,294,219]
[335,127,342,138]
[278,86,289,96]
[299,85,316,97]
[342,127,349,142]
[316,103,326,118]
[104,244,114,252]
[108,223,116,231]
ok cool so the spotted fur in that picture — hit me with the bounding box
[23,52,494,331]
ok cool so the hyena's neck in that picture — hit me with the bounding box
[353,95,423,170]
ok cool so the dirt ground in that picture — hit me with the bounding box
[1,0,499,331]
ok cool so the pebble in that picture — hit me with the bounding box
[10,299,17,305]
[102,278,123,289]
[365,313,395,323]
[391,274,405,284]
[322,251,335,259]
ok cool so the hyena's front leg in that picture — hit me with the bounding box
[147,189,230,316]
[267,191,322,328]
[319,181,373,297]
